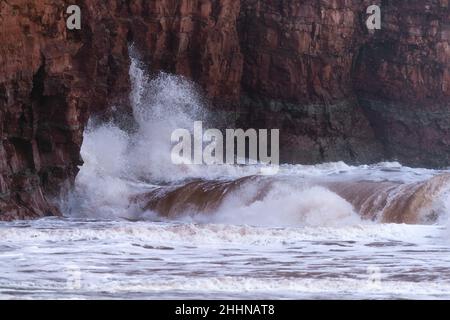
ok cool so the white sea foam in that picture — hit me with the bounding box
[1,218,448,299]
[188,183,361,228]
[0,219,438,246]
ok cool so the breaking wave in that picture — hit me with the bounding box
[64,52,450,228]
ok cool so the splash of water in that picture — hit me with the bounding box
[65,52,450,229]
[205,184,361,228]
[70,50,204,209]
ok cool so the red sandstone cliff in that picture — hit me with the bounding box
[0,0,130,219]
[0,0,449,220]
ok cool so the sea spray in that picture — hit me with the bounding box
[65,51,450,228]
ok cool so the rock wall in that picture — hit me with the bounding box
[0,0,449,220]
[0,0,130,219]
[128,0,449,165]
[354,0,450,167]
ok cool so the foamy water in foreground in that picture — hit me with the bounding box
[1,217,450,299]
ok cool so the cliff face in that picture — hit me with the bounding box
[0,0,130,219]
[129,0,449,164]
[0,0,449,220]
[237,0,382,164]
[353,1,450,167]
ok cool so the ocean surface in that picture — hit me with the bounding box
[1,201,450,299]
[1,53,450,299]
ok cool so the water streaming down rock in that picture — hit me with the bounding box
[68,55,450,227]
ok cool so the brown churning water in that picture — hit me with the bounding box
[135,174,450,225]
